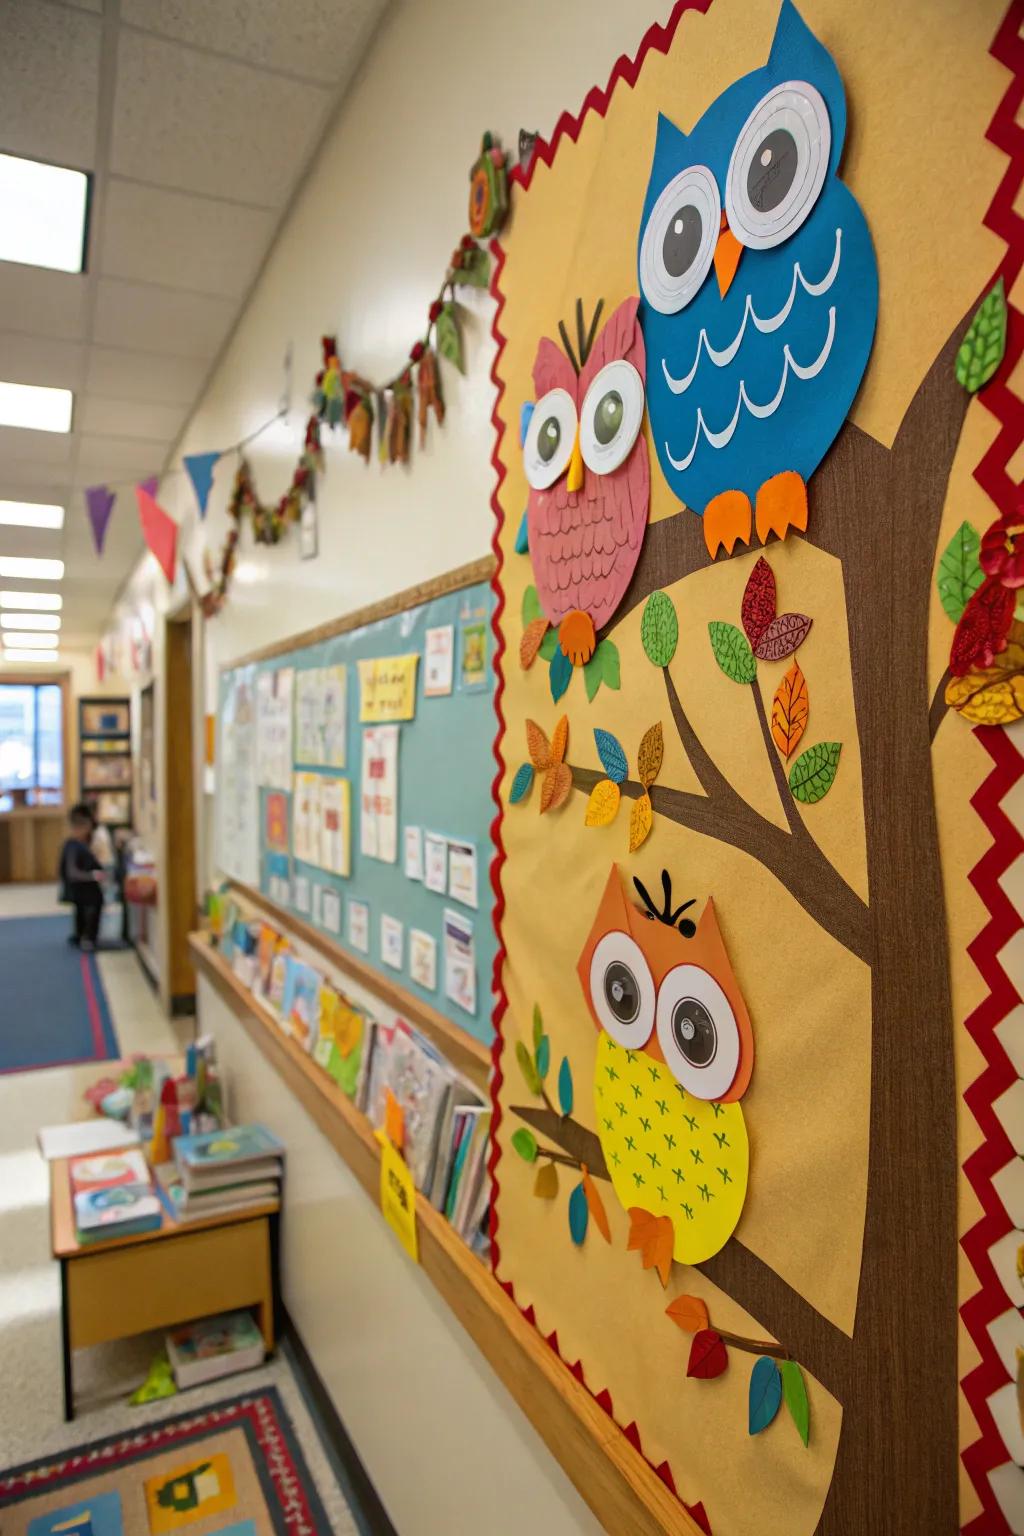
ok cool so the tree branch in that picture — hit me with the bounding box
[929,666,951,743]
[510,1106,609,1176]
[715,1328,792,1361]
[749,677,803,836]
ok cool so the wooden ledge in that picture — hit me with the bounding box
[190,932,702,1536]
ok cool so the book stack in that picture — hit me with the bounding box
[70,1148,163,1243]
[165,1309,265,1389]
[159,1124,284,1224]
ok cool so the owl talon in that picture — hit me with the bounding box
[559,610,597,666]
[702,490,752,560]
[755,471,808,545]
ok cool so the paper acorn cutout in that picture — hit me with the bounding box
[468,131,509,239]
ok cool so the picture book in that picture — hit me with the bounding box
[256,923,278,994]
[69,1148,150,1192]
[173,1124,284,1170]
[313,985,367,1096]
[166,1310,265,1389]
[281,958,321,1050]
[386,1023,458,1194]
[267,944,290,1015]
[74,1181,162,1242]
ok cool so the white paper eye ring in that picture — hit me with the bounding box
[579,360,645,475]
[655,963,740,1100]
[589,930,656,1049]
[639,164,720,315]
[523,388,577,490]
[725,81,831,251]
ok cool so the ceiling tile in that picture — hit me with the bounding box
[0,334,88,392]
[110,30,332,205]
[0,265,89,341]
[76,432,170,477]
[0,424,74,467]
[92,277,235,359]
[120,0,385,87]
[0,0,101,169]
[100,179,275,297]
[86,346,207,407]
[77,395,187,442]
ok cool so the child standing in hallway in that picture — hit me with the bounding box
[59,802,105,951]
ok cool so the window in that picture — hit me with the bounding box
[0,682,63,807]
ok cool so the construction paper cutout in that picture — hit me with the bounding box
[184,451,219,518]
[687,1329,729,1380]
[85,485,115,555]
[709,621,757,684]
[981,506,1024,588]
[781,1358,811,1446]
[520,618,549,669]
[950,574,1016,676]
[627,1207,675,1287]
[628,791,653,851]
[551,714,569,764]
[955,276,1007,393]
[136,486,178,584]
[385,1087,405,1151]
[665,1294,710,1334]
[583,638,621,702]
[509,763,534,803]
[516,1040,541,1095]
[771,661,809,759]
[582,1166,612,1242]
[569,1180,589,1244]
[641,591,679,666]
[525,719,552,769]
[535,1032,551,1080]
[522,584,544,626]
[515,509,530,553]
[633,869,697,938]
[535,1161,559,1199]
[753,611,812,661]
[946,621,1024,725]
[416,348,444,447]
[532,1002,544,1050]
[594,728,628,783]
[558,1055,574,1116]
[937,520,984,622]
[788,740,842,803]
[540,762,572,813]
[140,475,158,499]
[585,778,621,827]
[512,1127,539,1162]
[637,722,664,787]
[549,646,572,702]
[436,302,463,373]
[558,609,597,667]
[520,403,535,447]
[749,1356,783,1434]
[741,556,777,645]
[457,243,491,289]
[377,1131,419,1263]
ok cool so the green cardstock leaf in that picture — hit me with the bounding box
[456,245,491,288]
[709,621,757,684]
[568,1180,589,1244]
[583,651,602,702]
[600,639,621,690]
[532,1002,543,1050]
[641,591,679,666]
[593,728,628,784]
[937,521,984,623]
[955,276,1007,393]
[539,627,558,662]
[511,1126,538,1162]
[748,1356,783,1435]
[435,302,464,373]
[509,763,534,804]
[789,741,842,804]
[558,1055,574,1116]
[521,584,543,627]
[780,1359,810,1446]
[550,646,572,702]
[516,1039,541,1095]
[536,1034,550,1080]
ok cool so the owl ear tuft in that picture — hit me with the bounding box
[766,0,847,168]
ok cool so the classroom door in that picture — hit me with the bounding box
[165,613,197,1012]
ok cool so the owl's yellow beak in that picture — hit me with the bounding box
[714,212,743,299]
[566,425,584,493]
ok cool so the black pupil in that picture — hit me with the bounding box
[604,962,640,1026]
[747,128,798,213]
[671,997,717,1067]
[537,416,560,463]
[595,390,623,445]
[662,203,703,278]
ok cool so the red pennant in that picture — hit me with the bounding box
[135,485,178,584]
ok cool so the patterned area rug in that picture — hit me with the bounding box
[0,1388,330,1535]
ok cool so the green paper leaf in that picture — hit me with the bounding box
[512,1127,538,1162]
[509,763,534,804]
[748,1356,783,1435]
[599,639,620,690]
[516,1039,541,1095]
[536,1034,550,1080]
[539,627,558,661]
[558,1055,574,1116]
[956,276,1007,393]
[456,245,491,288]
[550,646,572,702]
[583,652,602,701]
[568,1180,589,1244]
[521,584,543,627]
[436,302,464,373]
[593,728,628,784]
[937,521,984,623]
[789,741,842,804]
[780,1360,810,1446]
[641,591,679,666]
[532,1002,543,1051]
[709,621,757,684]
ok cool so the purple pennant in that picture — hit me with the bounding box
[85,485,116,555]
[139,475,159,499]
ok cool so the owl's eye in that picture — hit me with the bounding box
[589,931,656,1050]
[655,964,740,1100]
[579,360,645,474]
[724,81,831,250]
[523,388,577,490]
[639,164,720,315]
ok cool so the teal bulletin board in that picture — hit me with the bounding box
[216,563,497,1047]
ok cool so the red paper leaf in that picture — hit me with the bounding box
[754,612,812,661]
[687,1328,728,1380]
[741,556,776,645]
[950,575,1016,677]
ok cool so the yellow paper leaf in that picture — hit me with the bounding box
[520,618,549,670]
[534,1161,559,1199]
[637,722,663,787]
[628,790,653,851]
[584,778,621,827]
[946,632,1024,725]
[525,717,552,769]
[665,1294,710,1334]
[540,761,572,813]
[771,661,809,758]
[551,713,569,765]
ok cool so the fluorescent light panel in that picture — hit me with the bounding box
[0,381,72,433]
[0,500,63,529]
[0,591,61,610]
[0,153,88,274]
[0,613,60,631]
[0,558,63,580]
[2,648,60,663]
[2,632,58,648]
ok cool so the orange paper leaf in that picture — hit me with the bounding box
[584,778,620,828]
[771,662,809,759]
[581,1165,611,1243]
[628,791,653,852]
[550,713,569,765]
[665,1294,710,1334]
[525,718,552,770]
[626,1207,674,1287]
[520,619,549,670]
[637,722,663,787]
[540,762,572,814]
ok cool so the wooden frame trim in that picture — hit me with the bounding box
[190,932,702,1536]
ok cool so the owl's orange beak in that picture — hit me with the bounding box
[714,211,743,299]
[566,425,584,493]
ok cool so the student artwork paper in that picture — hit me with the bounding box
[424,832,448,894]
[360,725,399,863]
[424,624,455,696]
[443,907,475,1015]
[348,899,370,953]
[447,840,478,909]
[256,667,294,789]
[357,654,420,722]
[295,665,347,768]
[404,825,424,881]
[459,602,489,690]
[409,928,437,990]
[265,790,289,854]
[319,776,351,876]
[322,889,342,935]
[217,667,258,886]
[292,773,321,863]
[381,913,404,971]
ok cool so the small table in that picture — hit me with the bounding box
[50,1156,280,1420]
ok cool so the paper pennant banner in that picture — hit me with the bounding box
[136,485,178,584]
[183,450,220,518]
[85,485,115,555]
[140,475,158,499]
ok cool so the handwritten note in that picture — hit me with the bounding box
[357,654,420,722]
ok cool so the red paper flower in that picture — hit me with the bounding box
[460,234,476,251]
[409,340,425,363]
[949,574,1016,676]
[980,505,1024,589]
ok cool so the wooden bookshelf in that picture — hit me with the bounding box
[189,932,702,1536]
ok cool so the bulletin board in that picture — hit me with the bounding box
[215,557,497,1046]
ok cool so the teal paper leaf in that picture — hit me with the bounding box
[568,1180,589,1244]
[532,1002,543,1050]
[936,521,983,624]
[789,742,842,805]
[550,646,572,702]
[780,1360,810,1447]
[539,628,558,661]
[558,1056,574,1116]
[593,729,628,784]
[509,763,534,804]
[516,1040,541,1095]
[519,402,535,448]
[536,1034,550,1080]
[641,591,679,666]
[515,509,530,554]
[709,621,757,684]
[511,1127,538,1162]
[522,584,543,627]
[748,1356,783,1435]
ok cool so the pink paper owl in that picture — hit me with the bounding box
[523,297,650,665]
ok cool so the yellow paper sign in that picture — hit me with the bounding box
[358,654,420,722]
[376,1130,419,1262]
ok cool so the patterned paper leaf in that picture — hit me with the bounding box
[637,722,664,787]
[535,1034,550,1080]
[550,714,569,765]
[520,618,549,669]
[582,1168,611,1243]
[641,591,679,666]
[789,741,842,804]
[435,302,463,373]
[665,1294,710,1334]
[568,1180,589,1245]
[629,791,654,852]
[515,1040,541,1095]
[456,244,491,288]
[539,628,558,662]
[525,719,551,770]
[593,728,628,783]
[771,662,809,759]
[936,521,984,623]
[709,621,757,684]
[558,1055,574,1116]
[749,1356,783,1435]
[585,778,621,827]
[741,556,777,645]
[509,763,534,803]
[511,1126,538,1162]
[956,276,1007,393]
[534,1161,559,1199]
[945,625,1024,724]
[540,762,572,813]
[753,611,812,662]
[532,1002,543,1050]
[687,1329,728,1379]
[521,584,543,627]
[550,646,572,702]
[780,1359,810,1447]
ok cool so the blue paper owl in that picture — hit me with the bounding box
[637,0,878,558]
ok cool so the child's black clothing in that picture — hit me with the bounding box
[59,836,103,946]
